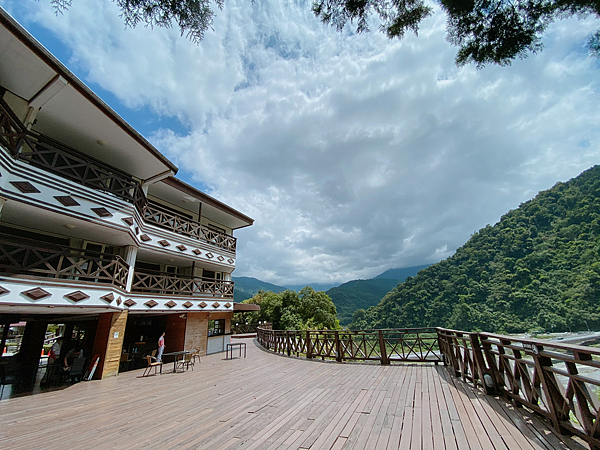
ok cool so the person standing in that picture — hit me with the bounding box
[157,332,165,362]
[48,336,63,365]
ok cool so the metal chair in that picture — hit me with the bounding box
[142,356,162,377]
[191,348,201,364]
[176,353,194,372]
[119,352,133,371]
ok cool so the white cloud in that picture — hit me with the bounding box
[4,0,599,285]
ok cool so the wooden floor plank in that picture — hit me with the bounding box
[0,338,583,450]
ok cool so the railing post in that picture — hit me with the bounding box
[286,331,291,357]
[533,344,570,431]
[335,331,342,362]
[378,330,389,365]
[306,331,313,359]
[469,333,491,392]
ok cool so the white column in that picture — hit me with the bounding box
[124,245,138,292]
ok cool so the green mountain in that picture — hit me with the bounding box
[327,265,431,326]
[350,166,600,333]
[326,278,402,326]
[374,265,431,280]
[232,277,288,303]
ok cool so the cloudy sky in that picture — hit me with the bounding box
[2,0,599,286]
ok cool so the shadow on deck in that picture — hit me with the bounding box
[0,338,587,450]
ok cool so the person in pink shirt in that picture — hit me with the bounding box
[157,332,165,362]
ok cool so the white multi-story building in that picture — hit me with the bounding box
[0,8,254,388]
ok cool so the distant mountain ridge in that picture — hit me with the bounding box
[374,265,431,280]
[232,276,288,303]
[350,165,600,333]
[233,265,431,321]
[326,265,432,325]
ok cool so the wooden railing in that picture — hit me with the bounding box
[131,269,234,298]
[142,202,236,252]
[232,323,272,334]
[257,328,441,363]
[259,326,600,448]
[439,328,600,450]
[0,234,129,289]
[0,96,146,206]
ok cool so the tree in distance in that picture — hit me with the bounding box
[234,287,341,330]
[47,0,599,67]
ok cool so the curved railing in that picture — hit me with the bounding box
[257,328,441,363]
[258,326,600,449]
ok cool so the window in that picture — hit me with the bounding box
[208,319,225,336]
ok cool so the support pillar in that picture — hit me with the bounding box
[91,311,128,379]
[124,245,138,292]
[15,321,46,392]
[165,314,187,353]
[183,313,208,356]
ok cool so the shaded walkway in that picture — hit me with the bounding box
[0,338,585,450]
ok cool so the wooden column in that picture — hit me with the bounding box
[184,313,208,356]
[91,311,128,380]
[165,314,187,353]
[15,320,46,392]
[378,330,389,365]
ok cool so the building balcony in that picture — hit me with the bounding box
[141,201,237,253]
[0,234,129,289]
[0,96,145,206]
[131,269,234,298]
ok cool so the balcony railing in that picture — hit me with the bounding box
[0,96,145,206]
[131,269,234,298]
[0,234,129,289]
[142,202,237,252]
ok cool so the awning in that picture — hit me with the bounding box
[233,303,260,312]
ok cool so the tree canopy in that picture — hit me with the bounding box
[49,0,222,44]
[48,0,599,67]
[313,0,600,66]
[235,287,341,330]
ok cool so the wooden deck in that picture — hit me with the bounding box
[0,338,586,450]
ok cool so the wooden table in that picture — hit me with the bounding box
[162,350,192,373]
[226,342,246,360]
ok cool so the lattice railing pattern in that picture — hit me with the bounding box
[438,329,600,450]
[143,202,236,252]
[256,328,442,364]
[0,97,145,205]
[0,234,129,288]
[132,269,234,298]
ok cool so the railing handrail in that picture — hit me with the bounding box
[132,267,233,282]
[0,96,145,206]
[131,269,234,298]
[0,233,129,289]
[142,201,237,252]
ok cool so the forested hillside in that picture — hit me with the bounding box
[233,277,287,303]
[327,278,401,325]
[350,166,600,333]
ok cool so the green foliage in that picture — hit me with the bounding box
[327,278,402,325]
[313,0,600,66]
[48,0,223,43]
[350,166,600,333]
[235,287,341,330]
[328,265,431,325]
